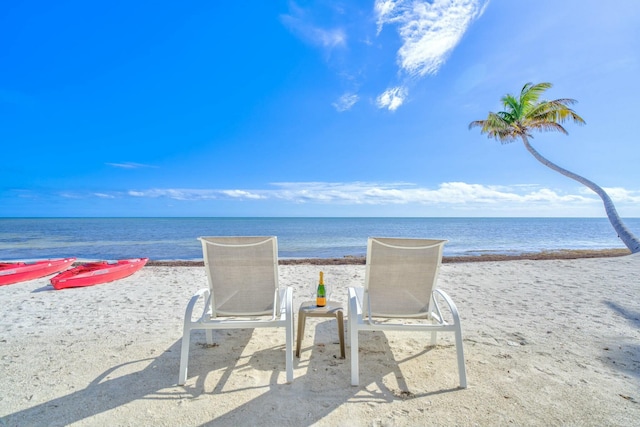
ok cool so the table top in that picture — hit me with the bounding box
[299,300,344,313]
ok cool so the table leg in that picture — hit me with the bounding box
[295,310,306,358]
[337,310,345,359]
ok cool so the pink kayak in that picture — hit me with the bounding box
[50,258,148,290]
[0,258,76,286]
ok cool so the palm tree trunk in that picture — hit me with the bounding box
[521,135,640,253]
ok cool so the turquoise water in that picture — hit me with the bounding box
[0,217,638,261]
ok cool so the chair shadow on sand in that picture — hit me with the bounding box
[2,321,463,427]
[190,320,463,426]
[1,337,189,426]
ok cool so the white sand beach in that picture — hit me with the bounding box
[1,255,639,426]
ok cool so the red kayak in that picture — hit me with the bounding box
[50,258,148,290]
[0,258,76,286]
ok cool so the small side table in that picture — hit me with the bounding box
[296,300,345,359]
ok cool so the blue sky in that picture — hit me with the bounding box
[2,0,639,218]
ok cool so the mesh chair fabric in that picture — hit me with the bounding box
[365,237,446,318]
[200,236,278,316]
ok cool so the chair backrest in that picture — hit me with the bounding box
[199,236,279,317]
[364,237,447,318]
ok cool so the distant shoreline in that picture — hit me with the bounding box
[6,217,638,262]
[145,248,631,266]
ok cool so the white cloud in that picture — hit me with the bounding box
[128,189,216,200]
[376,86,407,111]
[280,8,346,50]
[333,93,359,111]
[599,187,640,203]
[59,193,79,199]
[123,181,601,207]
[106,162,156,169]
[374,0,399,33]
[375,0,488,76]
[94,193,115,199]
[220,190,265,200]
[127,188,265,201]
[35,181,640,215]
[280,1,487,113]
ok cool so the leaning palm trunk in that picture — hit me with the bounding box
[522,135,640,253]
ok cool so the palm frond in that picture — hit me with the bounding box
[520,82,552,107]
[470,82,583,144]
[469,112,520,143]
[551,97,578,106]
[496,110,516,123]
[528,121,568,135]
[531,102,585,126]
[548,102,586,125]
[468,120,485,130]
[501,94,520,117]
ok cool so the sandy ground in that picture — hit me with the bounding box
[1,254,639,426]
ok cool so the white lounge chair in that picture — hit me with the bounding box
[348,237,467,388]
[178,236,294,385]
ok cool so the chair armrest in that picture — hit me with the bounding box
[432,288,462,325]
[184,288,211,323]
[348,287,363,318]
[278,286,293,320]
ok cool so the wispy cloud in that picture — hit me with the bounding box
[374,0,487,110]
[333,93,359,111]
[59,192,83,199]
[281,1,358,111]
[220,190,266,200]
[121,181,625,208]
[269,181,595,205]
[376,0,487,77]
[376,86,407,111]
[106,162,157,169]
[127,189,265,200]
[589,187,640,203]
[18,181,640,215]
[280,4,346,50]
[279,1,487,112]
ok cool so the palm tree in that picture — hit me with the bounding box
[469,82,640,253]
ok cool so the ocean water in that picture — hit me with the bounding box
[0,217,638,261]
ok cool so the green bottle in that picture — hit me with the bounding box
[316,271,326,307]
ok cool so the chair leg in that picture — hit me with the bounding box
[349,316,359,386]
[286,316,294,383]
[454,323,467,388]
[295,310,306,358]
[178,326,191,385]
